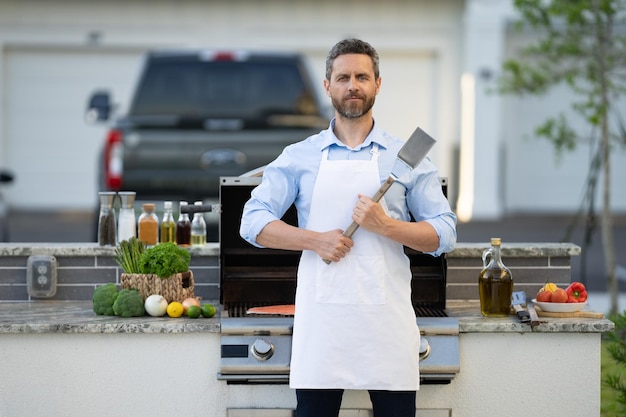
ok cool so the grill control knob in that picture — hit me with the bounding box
[419,337,431,360]
[251,338,274,361]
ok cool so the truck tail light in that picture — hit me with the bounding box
[104,129,123,190]
[199,50,249,62]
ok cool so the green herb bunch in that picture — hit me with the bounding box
[115,238,146,274]
[138,242,191,278]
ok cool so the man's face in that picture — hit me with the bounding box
[324,54,381,119]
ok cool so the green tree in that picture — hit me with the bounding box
[605,311,626,413]
[497,0,626,315]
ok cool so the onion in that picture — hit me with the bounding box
[181,297,201,313]
[144,294,168,317]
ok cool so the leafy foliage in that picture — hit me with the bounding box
[497,0,626,155]
[138,242,191,278]
[605,311,626,413]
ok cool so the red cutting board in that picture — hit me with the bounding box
[534,306,604,319]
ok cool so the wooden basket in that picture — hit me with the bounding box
[121,271,195,303]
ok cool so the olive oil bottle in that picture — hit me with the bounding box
[190,201,207,246]
[478,238,513,317]
[160,201,176,243]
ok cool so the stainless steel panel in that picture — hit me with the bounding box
[419,336,460,374]
[416,410,451,417]
[416,317,459,335]
[220,317,294,335]
[221,335,292,374]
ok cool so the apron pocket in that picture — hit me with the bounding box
[315,254,386,305]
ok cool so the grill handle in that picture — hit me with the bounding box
[180,204,219,218]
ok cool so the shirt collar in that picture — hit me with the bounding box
[319,118,390,151]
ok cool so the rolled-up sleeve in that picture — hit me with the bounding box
[404,161,457,256]
[239,153,299,248]
[424,213,457,255]
[240,202,281,248]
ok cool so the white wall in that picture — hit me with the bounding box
[0,330,602,417]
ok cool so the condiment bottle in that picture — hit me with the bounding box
[479,237,513,317]
[160,201,176,243]
[97,192,117,246]
[176,201,191,247]
[117,191,136,242]
[138,203,158,246]
[190,201,207,246]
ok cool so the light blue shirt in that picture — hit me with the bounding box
[240,121,457,256]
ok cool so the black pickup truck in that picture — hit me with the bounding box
[87,49,330,237]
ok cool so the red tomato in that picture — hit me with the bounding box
[551,288,568,303]
[536,290,552,302]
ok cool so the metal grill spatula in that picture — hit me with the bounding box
[511,291,530,323]
[323,126,436,264]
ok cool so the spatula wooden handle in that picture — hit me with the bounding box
[370,176,396,204]
[344,176,396,239]
[322,176,397,264]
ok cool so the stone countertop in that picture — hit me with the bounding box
[0,300,614,334]
[0,241,580,258]
[446,300,614,333]
[0,242,220,257]
[0,301,221,334]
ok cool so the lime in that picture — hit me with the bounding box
[166,301,184,318]
[187,305,202,318]
[201,303,216,318]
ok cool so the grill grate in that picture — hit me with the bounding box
[226,303,447,318]
[414,305,448,317]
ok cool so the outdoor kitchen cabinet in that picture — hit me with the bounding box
[0,301,613,417]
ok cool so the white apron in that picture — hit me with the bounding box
[289,144,420,390]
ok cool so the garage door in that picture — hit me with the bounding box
[3,46,142,209]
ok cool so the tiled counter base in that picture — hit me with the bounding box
[0,242,580,303]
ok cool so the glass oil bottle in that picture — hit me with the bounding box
[478,237,513,317]
[176,201,191,247]
[160,201,176,243]
[190,201,207,246]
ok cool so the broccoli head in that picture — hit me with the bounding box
[112,288,146,317]
[92,283,119,316]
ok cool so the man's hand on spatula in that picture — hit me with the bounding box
[353,194,440,253]
[317,229,354,263]
[352,194,389,234]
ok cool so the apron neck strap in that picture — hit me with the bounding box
[322,143,380,160]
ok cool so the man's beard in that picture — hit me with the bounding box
[331,94,376,119]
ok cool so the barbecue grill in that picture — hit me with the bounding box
[217,176,460,384]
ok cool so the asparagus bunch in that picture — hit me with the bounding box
[115,237,146,274]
